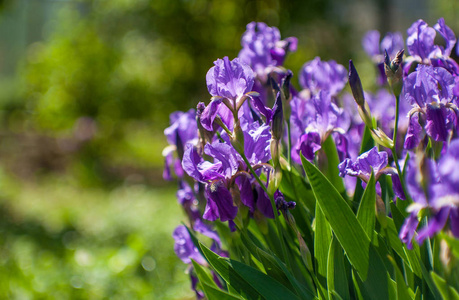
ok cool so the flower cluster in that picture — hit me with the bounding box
[164,18,459,298]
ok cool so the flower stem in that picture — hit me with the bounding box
[287,119,292,167]
[390,93,411,201]
[240,153,290,268]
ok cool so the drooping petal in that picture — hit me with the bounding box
[242,120,272,164]
[173,225,206,265]
[194,219,222,247]
[399,213,420,250]
[176,180,194,205]
[255,185,274,219]
[250,95,273,123]
[235,175,255,212]
[164,109,198,148]
[204,142,242,178]
[425,103,449,142]
[200,98,223,131]
[390,173,406,200]
[404,113,424,149]
[333,131,349,162]
[163,150,174,181]
[416,207,450,244]
[204,181,238,222]
[182,145,223,182]
[433,18,457,57]
[380,167,406,200]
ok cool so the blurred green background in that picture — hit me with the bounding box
[0,0,456,298]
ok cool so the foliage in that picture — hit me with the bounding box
[0,171,190,299]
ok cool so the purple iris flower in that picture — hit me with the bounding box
[238,22,298,83]
[401,65,458,149]
[400,139,459,248]
[299,57,348,96]
[173,221,225,298]
[182,117,273,222]
[338,147,405,200]
[173,225,207,265]
[362,30,404,84]
[291,91,351,162]
[201,56,255,131]
[404,18,459,75]
[163,109,198,180]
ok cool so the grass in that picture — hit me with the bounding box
[0,169,193,299]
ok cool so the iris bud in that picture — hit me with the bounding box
[348,60,365,107]
[384,49,404,96]
[349,60,374,129]
[272,93,284,141]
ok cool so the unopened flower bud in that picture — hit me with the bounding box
[270,139,280,168]
[349,60,365,107]
[370,128,394,148]
[281,70,293,120]
[271,93,284,141]
[384,49,404,96]
[281,70,293,101]
[267,165,282,195]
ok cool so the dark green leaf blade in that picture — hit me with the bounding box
[202,282,244,300]
[327,237,350,300]
[200,242,300,300]
[356,171,376,240]
[301,155,371,279]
